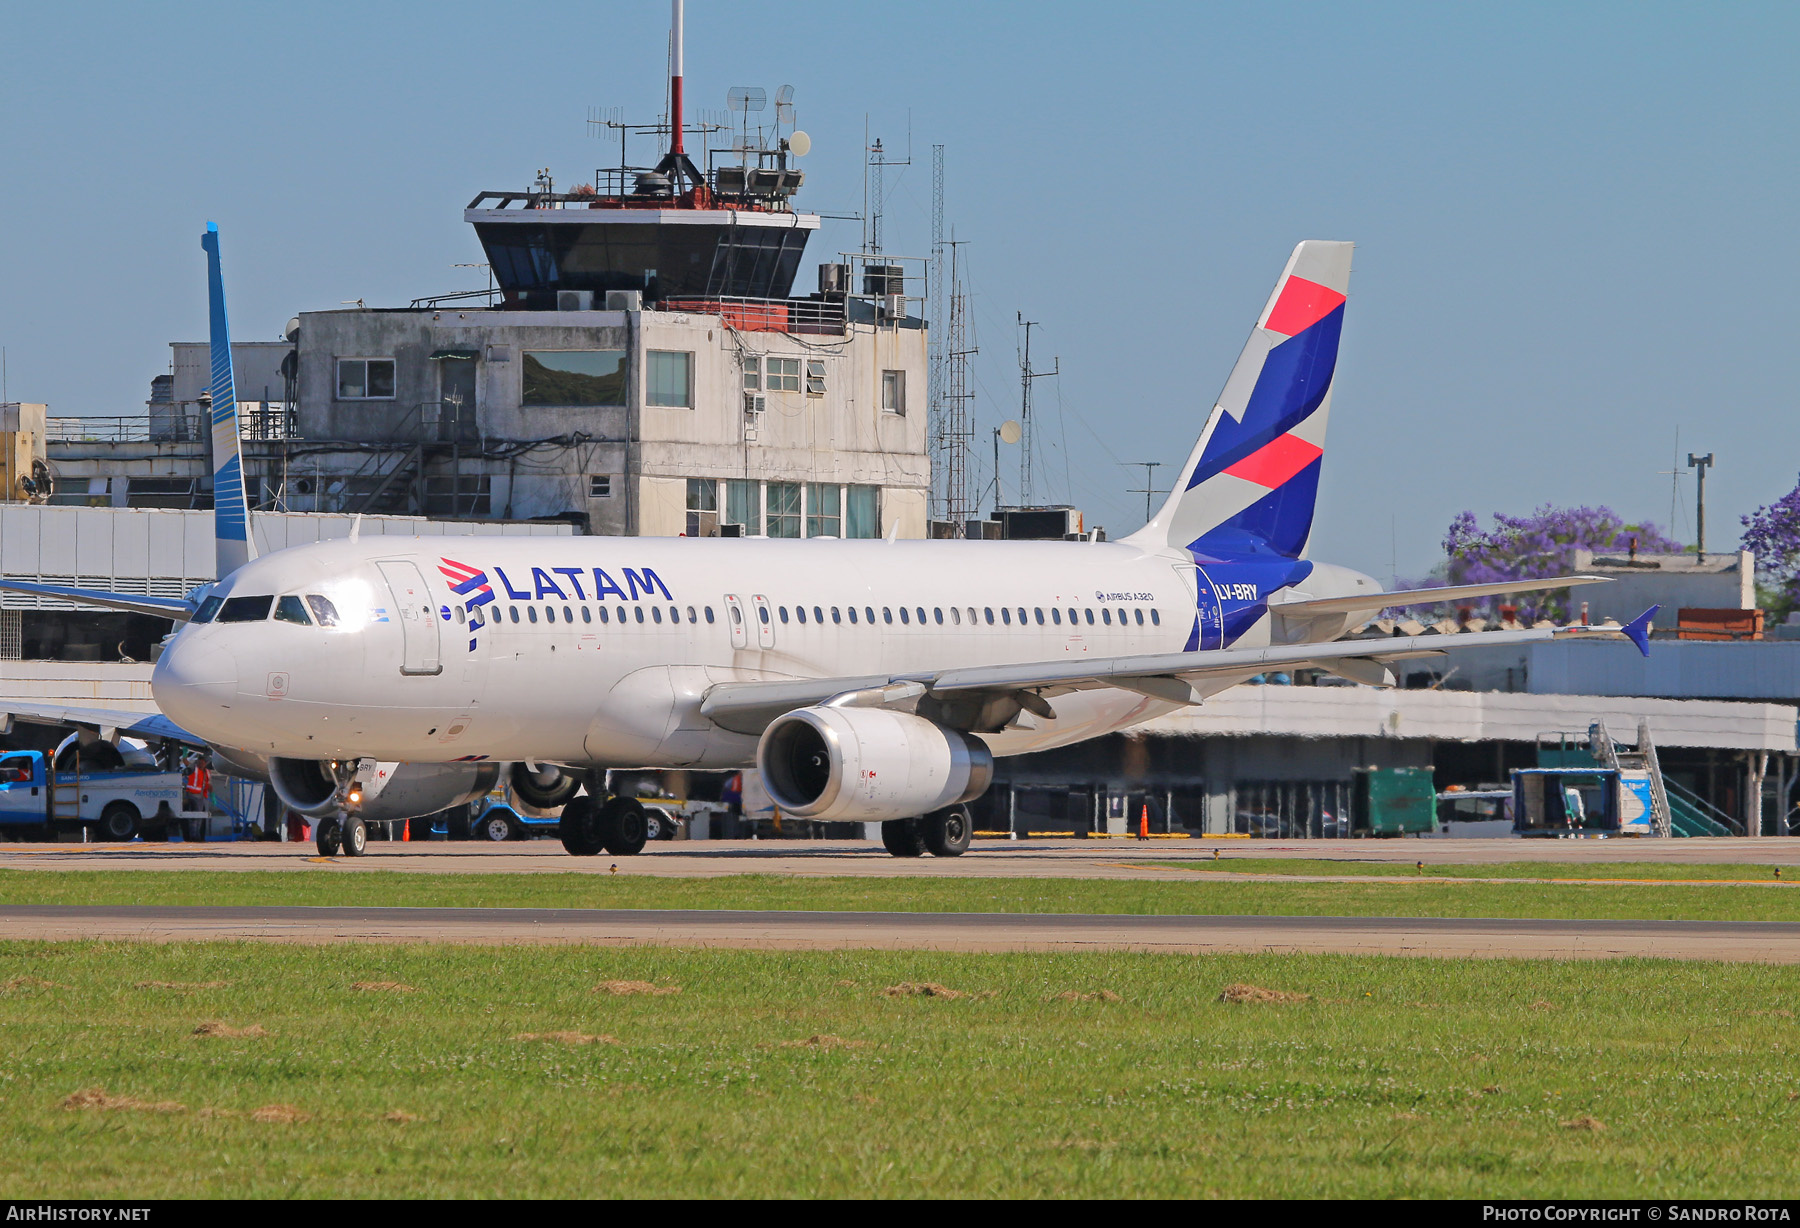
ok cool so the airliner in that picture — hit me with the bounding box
[0,228,1648,858]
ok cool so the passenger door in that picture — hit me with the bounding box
[377,559,443,676]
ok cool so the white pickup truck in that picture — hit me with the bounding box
[0,746,206,841]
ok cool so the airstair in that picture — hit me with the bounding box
[1584,719,1743,837]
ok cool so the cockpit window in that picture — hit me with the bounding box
[305,595,340,627]
[192,595,223,624]
[274,595,312,626]
[217,595,273,623]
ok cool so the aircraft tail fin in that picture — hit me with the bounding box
[201,222,255,580]
[1126,240,1353,560]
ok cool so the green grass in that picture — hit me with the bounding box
[5,869,1800,922]
[2,941,1798,1197]
[1147,859,1798,882]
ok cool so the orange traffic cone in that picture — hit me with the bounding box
[402,818,410,842]
[1138,803,1149,841]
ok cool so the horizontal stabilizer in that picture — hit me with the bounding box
[1272,575,1610,619]
[0,580,195,621]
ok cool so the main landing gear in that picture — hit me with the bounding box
[881,806,972,858]
[315,813,368,857]
[558,793,649,858]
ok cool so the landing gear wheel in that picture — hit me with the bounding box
[922,805,972,857]
[315,818,342,856]
[598,796,648,856]
[477,811,515,842]
[340,815,368,856]
[558,795,603,856]
[97,803,139,843]
[881,818,927,858]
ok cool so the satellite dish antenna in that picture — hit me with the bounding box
[999,420,1022,445]
[787,130,811,157]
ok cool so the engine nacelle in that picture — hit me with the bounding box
[757,707,993,822]
[268,757,341,817]
[269,757,500,822]
[510,762,581,809]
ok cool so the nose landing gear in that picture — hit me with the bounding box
[314,813,368,857]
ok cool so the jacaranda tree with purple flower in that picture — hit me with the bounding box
[1438,506,1681,621]
[1740,474,1800,617]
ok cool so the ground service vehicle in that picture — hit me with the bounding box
[0,749,205,841]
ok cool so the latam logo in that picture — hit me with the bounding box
[437,558,677,652]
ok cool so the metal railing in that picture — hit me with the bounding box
[658,295,846,336]
[47,405,300,446]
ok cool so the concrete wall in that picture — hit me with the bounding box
[169,341,294,406]
[1572,549,1754,627]
[291,305,930,536]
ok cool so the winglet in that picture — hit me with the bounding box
[201,221,256,580]
[1622,605,1659,657]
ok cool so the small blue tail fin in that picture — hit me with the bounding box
[1127,240,1352,560]
[1622,605,1659,657]
[201,222,255,580]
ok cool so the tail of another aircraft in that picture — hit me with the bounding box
[201,222,256,580]
[1125,240,1353,560]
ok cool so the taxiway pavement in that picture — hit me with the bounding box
[0,904,1794,962]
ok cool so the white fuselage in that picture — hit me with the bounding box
[151,534,1371,769]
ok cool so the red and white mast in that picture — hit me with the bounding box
[669,0,685,157]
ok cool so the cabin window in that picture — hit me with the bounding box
[864,607,875,624]
[1051,609,1061,626]
[757,606,769,625]
[524,350,626,407]
[544,606,556,623]
[508,606,519,624]
[968,607,977,625]
[795,606,806,625]
[597,606,609,624]
[779,606,790,624]
[1017,608,1027,625]
[336,358,395,400]
[647,350,693,408]
[883,607,893,625]
[563,605,573,622]
[687,606,697,623]
[635,607,646,624]
[916,607,926,625]
[1135,609,1145,625]
[984,607,994,625]
[813,606,824,624]
[1001,608,1011,626]
[1151,609,1161,626]
[705,606,715,624]
[527,606,538,624]
[831,607,841,624]
[899,607,909,625]
[652,606,663,624]
[305,595,340,627]
[1033,608,1045,626]
[456,607,466,625]
[274,596,311,626]
[1084,608,1095,625]
[218,595,273,623]
[581,606,591,624]
[949,608,960,626]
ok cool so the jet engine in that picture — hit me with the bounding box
[509,762,581,809]
[757,707,992,823]
[268,757,500,822]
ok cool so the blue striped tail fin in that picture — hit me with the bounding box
[201,222,255,579]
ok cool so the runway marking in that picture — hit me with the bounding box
[1112,863,1799,887]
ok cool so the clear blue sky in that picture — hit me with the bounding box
[2,1,1795,580]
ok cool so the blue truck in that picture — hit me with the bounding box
[0,747,206,841]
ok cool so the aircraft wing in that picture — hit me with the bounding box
[0,579,196,621]
[0,702,207,748]
[1271,575,1609,618]
[699,609,1657,736]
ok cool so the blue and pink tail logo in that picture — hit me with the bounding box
[439,557,493,650]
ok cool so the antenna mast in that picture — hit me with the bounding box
[669,0,685,156]
[1017,315,1058,506]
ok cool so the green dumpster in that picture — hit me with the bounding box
[1351,767,1439,836]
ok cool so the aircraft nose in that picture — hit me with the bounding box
[151,634,238,734]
